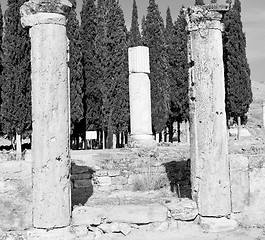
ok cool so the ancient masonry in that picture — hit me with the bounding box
[185,5,232,218]
[128,46,156,148]
[20,0,74,239]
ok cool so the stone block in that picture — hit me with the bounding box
[128,46,150,74]
[96,170,108,177]
[199,216,238,232]
[164,198,198,221]
[72,204,168,225]
[108,170,120,177]
[229,154,250,213]
[111,176,128,185]
[97,176,111,186]
[27,227,75,240]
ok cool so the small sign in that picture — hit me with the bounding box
[86,131,97,140]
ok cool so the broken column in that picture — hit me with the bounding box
[128,46,155,147]
[185,5,232,219]
[20,0,74,239]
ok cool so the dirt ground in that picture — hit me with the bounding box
[121,227,265,240]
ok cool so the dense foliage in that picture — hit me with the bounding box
[141,0,170,133]
[67,0,84,140]
[95,0,129,148]
[80,0,101,132]
[223,0,252,124]
[166,8,189,141]
[1,0,31,138]
[128,0,141,47]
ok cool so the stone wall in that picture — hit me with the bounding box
[1,148,265,238]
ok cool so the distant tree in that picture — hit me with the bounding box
[96,0,129,148]
[223,0,252,136]
[1,0,31,157]
[211,0,217,3]
[80,0,101,137]
[195,0,205,5]
[141,0,170,134]
[67,0,84,148]
[128,0,141,47]
[167,8,189,142]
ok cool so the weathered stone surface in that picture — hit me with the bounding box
[27,227,75,240]
[229,154,250,213]
[73,225,89,237]
[108,170,120,177]
[97,176,112,186]
[0,161,32,231]
[111,176,128,185]
[154,221,169,232]
[98,223,131,236]
[20,0,72,27]
[185,6,231,217]
[128,46,150,74]
[164,198,198,221]
[199,216,238,232]
[233,159,265,227]
[0,179,32,231]
[72,204,168,225]
[20,1,72,228]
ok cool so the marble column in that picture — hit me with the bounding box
[20,1,74,239]
[128,46,155,148]
[185,5,232,218]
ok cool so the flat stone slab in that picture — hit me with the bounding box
[163,198,198,221]
[72,204,168,225]
[199,217,238,232]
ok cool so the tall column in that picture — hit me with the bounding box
[128,46,155,148]
[185,5,231,218]
[20,1,74,239]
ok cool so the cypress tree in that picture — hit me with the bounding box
[223,0,252,127]
[67,0,84,148]
[1,0,31,156]
[96,0,129,148]
[169,8,189,142]
[128,0,141,47]
[164,7,175,141]
[141,0,170,134]
[80,0,101,135]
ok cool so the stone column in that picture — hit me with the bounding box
[20,1,74,239]
[185,5,232,218]
[128,46,155,148]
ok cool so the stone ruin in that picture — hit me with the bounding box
[0,1,263,239]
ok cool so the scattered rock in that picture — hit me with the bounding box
[164,198,198,221]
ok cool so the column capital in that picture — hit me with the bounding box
[20,0,72,27]
[185,4,229,32]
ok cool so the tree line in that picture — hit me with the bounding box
[0,0,252,151]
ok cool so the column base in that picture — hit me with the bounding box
[27,226,75,240]
[199,216,238,232]
[128,134,156,148]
